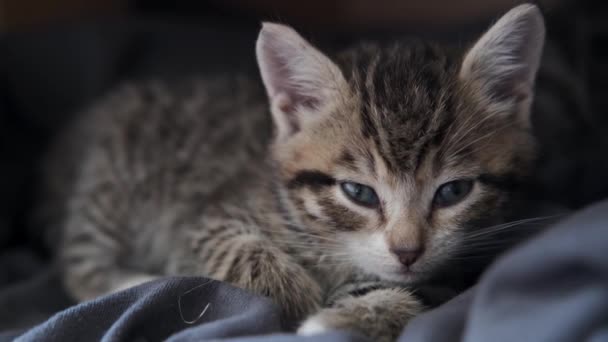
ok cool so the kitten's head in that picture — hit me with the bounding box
[257,4,545,283]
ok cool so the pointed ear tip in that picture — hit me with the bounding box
[259,22,296,37]
[257,22,295,51]
[523,4,546,41]
[514,3,539,12]
[258,22,274,39]
[260,22,277,31]
[510,3,545,25]
[499,3,546,43]
[257,23,279,51]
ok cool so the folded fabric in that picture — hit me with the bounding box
[3,200,608,342]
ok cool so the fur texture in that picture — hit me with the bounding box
[51,4,545,341]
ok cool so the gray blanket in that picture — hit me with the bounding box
[2,200,606,342]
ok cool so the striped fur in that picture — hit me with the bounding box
[48,4,544,341]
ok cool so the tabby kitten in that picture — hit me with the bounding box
[56,4,544,341]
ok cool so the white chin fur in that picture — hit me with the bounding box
[379,271,413,283]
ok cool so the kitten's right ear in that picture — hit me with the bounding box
[256,23,347,141]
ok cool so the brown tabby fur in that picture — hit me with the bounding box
[49,4,544,341]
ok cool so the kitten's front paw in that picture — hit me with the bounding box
[297,289,423,342]
[297,315,332,336]
[296,308,359,337]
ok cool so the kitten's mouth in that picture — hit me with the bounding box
[396,267,422,279]
[378,266,422,283]
[398,267,416,275]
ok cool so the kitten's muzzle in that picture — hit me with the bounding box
[391,248,423,268]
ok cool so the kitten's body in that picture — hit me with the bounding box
[52,5,545,341]
[57,74,400,321]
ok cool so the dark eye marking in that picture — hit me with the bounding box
[433,179,474,208]
[317,197,366,231]
[340,182,380,208]
[337,150,359,171]
[339,151,356,164]
[288,170,336,189]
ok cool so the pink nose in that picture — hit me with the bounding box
[390,248,423,267]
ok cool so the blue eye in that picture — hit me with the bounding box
[433,179,474,208]
[340,182,380,208]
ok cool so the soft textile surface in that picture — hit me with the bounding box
[1,200,606,342]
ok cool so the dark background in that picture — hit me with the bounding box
[0,0,606,288]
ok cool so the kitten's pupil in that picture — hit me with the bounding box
[340,182,380,208]
[433,180,474,208]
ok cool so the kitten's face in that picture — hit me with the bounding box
[257,5,544,283]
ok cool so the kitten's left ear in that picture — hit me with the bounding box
[460,4,545,126]
[256,23,347,141]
